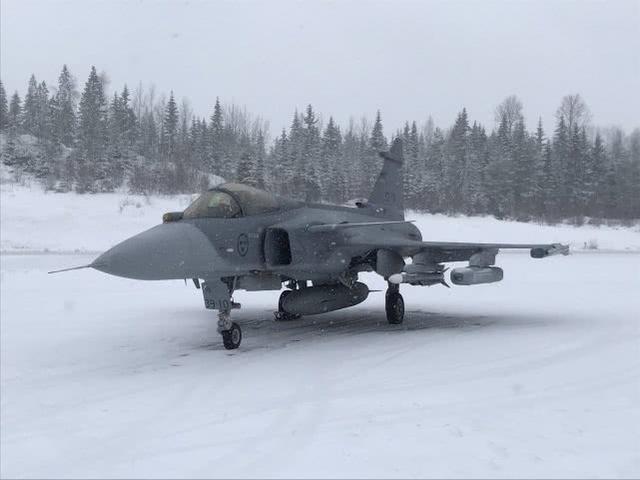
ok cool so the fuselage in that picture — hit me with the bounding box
[92,195,421,285]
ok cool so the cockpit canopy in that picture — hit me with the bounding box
[182,183,284,219]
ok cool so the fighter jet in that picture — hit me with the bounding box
[51,139,568,349]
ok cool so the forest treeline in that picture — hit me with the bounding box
[0,65,638,222]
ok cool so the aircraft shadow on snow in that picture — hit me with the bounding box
[187,304,559,353]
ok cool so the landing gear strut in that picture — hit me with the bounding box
[202,279,243,350]
[274,290,302,321]
[385,283,404,324]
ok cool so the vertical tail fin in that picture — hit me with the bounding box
[368,138,404,219]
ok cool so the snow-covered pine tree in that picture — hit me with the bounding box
[444,109,469,213]
[77,66,109,192]
[0,80,8,130]
[463,122,488,214]
[626,129,640,219]
[286,110,303,197]
[8,92,22,129]
[511,118,532,218]
[404,121,422,209]
[589,132,607,217]
[22,75,39,135]
[209,97,224,175]
[34,81,51,141]
[161,91,179,159]
[551,116,569,218]
[363,110,387,198]
[107,92,127,187]
[616,128,640,219]
[270,128,288,195]
[300,104,321,199]
[53,65,78,147]
[320,116,343,201]
[254,128,266,189]
[120,85,137,148]
[530,118,548,217]
[235,131,257,187]
[423,127,445,212]
[565,124,584,218]
[541,139,556,219]
[370,110,387,152]
[484,115,514,218]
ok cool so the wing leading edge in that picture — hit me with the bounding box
[344,230,569,260]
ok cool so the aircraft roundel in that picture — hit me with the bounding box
[237,233,249,256]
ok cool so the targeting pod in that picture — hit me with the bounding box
[450,266,504,286]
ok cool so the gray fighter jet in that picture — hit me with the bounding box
[51,139,568,349]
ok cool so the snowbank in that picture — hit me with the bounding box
[0,183,194,253]
[1,182,639,253]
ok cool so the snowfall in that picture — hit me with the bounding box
[1,180,639,478]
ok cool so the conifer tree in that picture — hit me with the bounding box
[161,91,179,159]
[8,92,22,128]
[423,127,445,212]
[370,110,387,151]
[463,122,488,214]
[77,66,109,191]
[286,111,303,195]
[53,65,77,146]
[120,85,137,147]
[209,97,224,174]
[485,115,513,217]
[271,128,289,195]
[0,80,8,130]
[405,121,422,208]
[445,109,469,212]
[321,116,343,200]
[530,118,548,216]
[254,128,266,189]
[35,81,51,141]
[511,118,531,217]
[301,104,321,196]
[22,75,39,135]
[589,132,607,216]
[551,116,569,217]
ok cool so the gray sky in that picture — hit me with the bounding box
[1,0,639,135]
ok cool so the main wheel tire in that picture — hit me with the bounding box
[385,291,405,325]
[222,322,242,349]
[275,290,302,321]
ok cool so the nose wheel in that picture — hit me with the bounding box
[385,284,405,324]
[221,322,242,350]
[217,310,242,350]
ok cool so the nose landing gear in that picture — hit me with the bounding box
[219,315,242,350]
[202,278,243,350]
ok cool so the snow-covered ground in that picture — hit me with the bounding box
[1,182,639,253]
[1,253,639,478]
[2,181,640,477]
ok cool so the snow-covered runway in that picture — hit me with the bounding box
[1,253,639,478]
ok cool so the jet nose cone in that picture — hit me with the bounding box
[93,222,214,280]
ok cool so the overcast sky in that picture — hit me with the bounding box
[2,0,638,135]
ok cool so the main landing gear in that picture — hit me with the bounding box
[385,283,404,324]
